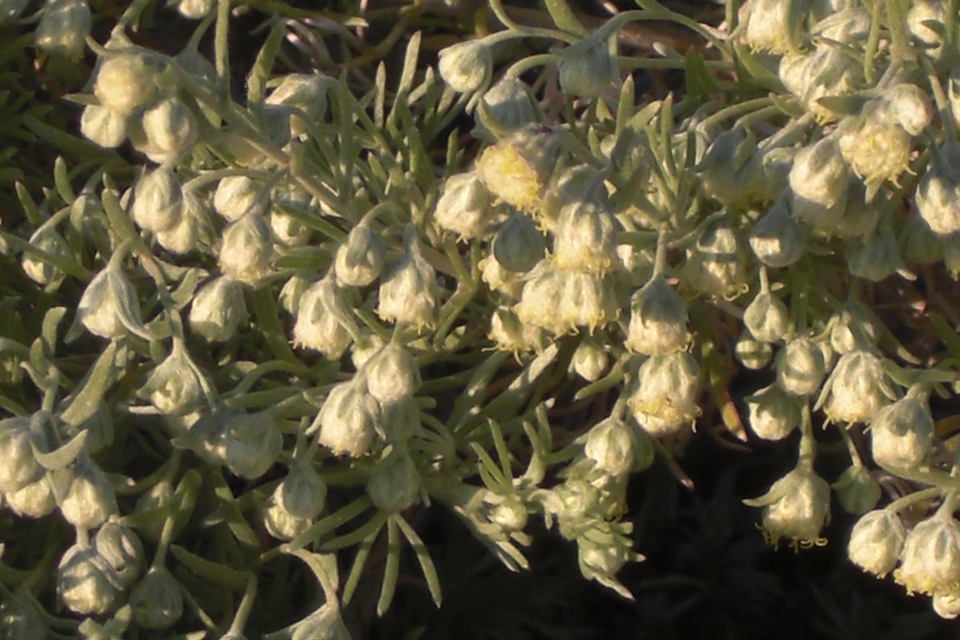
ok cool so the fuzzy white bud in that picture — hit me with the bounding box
[625,276,690,356]
[629,352,700,437]
[219,212,273,285]
[869,393,934,471]
[438,40,492,93]
[847,509,905,577]
[775,337,826,397]
[309,380,380,457]
[745,383,800,441]
[189,276,247,342]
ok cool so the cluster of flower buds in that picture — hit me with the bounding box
[56,520,144,615]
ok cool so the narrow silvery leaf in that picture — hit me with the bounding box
[31,429,87,471]
[59,341,120,426]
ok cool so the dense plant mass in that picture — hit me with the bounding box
[4,0,960,637]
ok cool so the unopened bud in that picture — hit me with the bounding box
[557,29,619,99]
[745,383,800,441]
[377,227,439,330]
[916,143,960,236]
[156,190,213,255]
[571,337,608,382]
[59,457,118,529]
[489,307,547,353]
[819,349,894,424]
[744,464,830,546]
[93,52,160,116]
[140,96,199,164]
[476,77,542,138]
[137,342,204,416]
[735,332,774,370]
[21,225,70,286]
[279,460,327,520]
[367,451,420,512]
[493,212,545,273]
[831,464,881,515]
[584,415,634,475]
[94,519,144,588]
[36,0,91,59]
[742,0,809,54]
[130,166,184,233]
[217,412,282,480]
[434,171,492,240]
[438,40,492,93]
[775,337,826,397]
[80,104,128,149]
[626,275,689,356]
[266,73,330,136]
[334,223,386,287]
[219,212,272,285]
[293,276,356,359]
[57,543,122,615]
[170,0,214,19]
[553,200,617,273]
[749,200,804,268]
[848,509,905,577]
[629,352,700,437]
[130,565,183,629]
[895,510,960,596]
[362,343,421,404]
[870,392,934,471]
[308,380,380,457]
[789,136,849,231]
[189,276,247,342]
[744,291,790,343]
[214,176,270,222]
[681,218,748,297]
[5,474,56,518]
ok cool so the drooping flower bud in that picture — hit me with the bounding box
[219,212,273,285]
[188,276,247,342]
[480,255,524,298]
[140,96,200,165]
[895,509,960,596]
[553,200,617,273]
[438,40,492,93]
[848,509,905,577]
[681,217,748,297]
[882,83,932,137]
[475,76,542,139]
[21,224,70,286]
[5,474,57,518]
[350,334,386,370]
[0,416,43,493]
[137,342,205,416]
[818,349,895,424]
[94,519,144,588]
[156,190,213,255]
[934,589,960,620]
[744,463,830,546]
[293,275,358,359]
[434,171,492,240]
[76,263,154,340]
[492,212,545,273]
[870,392,934,471]
[625,276,690,356]
[489,307,548,353]
[36,0,91,59]
[377,227,439,330]
[279,460,327,521]
[215,411,282,480]
[778,44,863,120]
[900,214,945,265]
[213,176,270,223]
[735,332,774,370]
[476,126,563,214]
[571,337,608,382]
[837,104,914,187]
[908,1,947,61]
[789,136,850,231]
[557,270,619,334]
[745,383,800,441]
[93,52,160,116]
[916,142,960,236]
[335,223,386,287]
[80,104,128,149]
[583,414,635,475]
[749,200,804,268]
[556,27,619,99]
[742,0,810,54]
[57,543,123,615]
[695,126,759,207]
[129,565,184,629]
[367,451,420,513]
[130,166,184,233]
[831,464,881,515]
[362,343,421,404]
[775,337,826,397]
[744,291,790,343]
[308,380,381,457]
[266,73,330,136]
[59,456,119,529]
[628,352,700,437]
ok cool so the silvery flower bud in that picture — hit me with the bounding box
[493,212,545,273]
[59,457,118,529]
[130,166,184,234]
[216,412,282,479]
[293,276,356,359]
[80,104,128,149]
[515,262,563,331]
[0,416,43,492]
[20,225,70,285]
[280,274,310,315]
[556,30,619,99]
[813,7,872,43]
[625,276,690,356]
[480,255,523,298]
[735,332,774,370]
[908,1,947,61]
[583,415,635,476]
[742,0,809,54]
[744,291,790,343]
[695,126,758,207]
[214,176,270,223]
[883,84,932,138]
[269,210,311,247]
[130,565,183,629]
[477,126,563,214]
[775,337,826,397]
[557,270,618,334]
[778,45,863,120]
[36,0,90,59]
[170,0,214,19]
[749,200,804,268]
[266,73,330,136]
[279,460,327,521]
[895,510,960,596]
[934,589,960,619]
[489,307,547,353]
[629,352,700,437]
[819,350,894,424]
[219,212,272,285]
[789,136,849,230]
[916,143,960,236]
[350,334,386,370]
[93,52,160,116]
[138,343,204,416]
[438,40,492,93]
[263,490,313,541]
[189,276,247,341]
[681,218,748,297]
[744,464,830,545]
[156,190,212,255]
[829,305,879,354]
[94,519,144,588]
[5,475,56,518]
[553,200,617,273]
[367,451,420,513]
[543,165,609,225]
[379,396,422,443]
[0,595,46,640]
[476,77,542,137]
[57,543,122,615]
[335,224,386,287]
[77,264,154,343]
[140,96,199,164]
[434,171,492,240]
[831,465,881,515]
[308,380,380,457]
[377,227,439,330]
[362,343,421,404]
[571,337,608,382]
[901,215,944,265]
[870,393,934,471]
[848,509,905,577]
[745,383,800,441]
[838,109,912,187]
[283,603,352,640]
